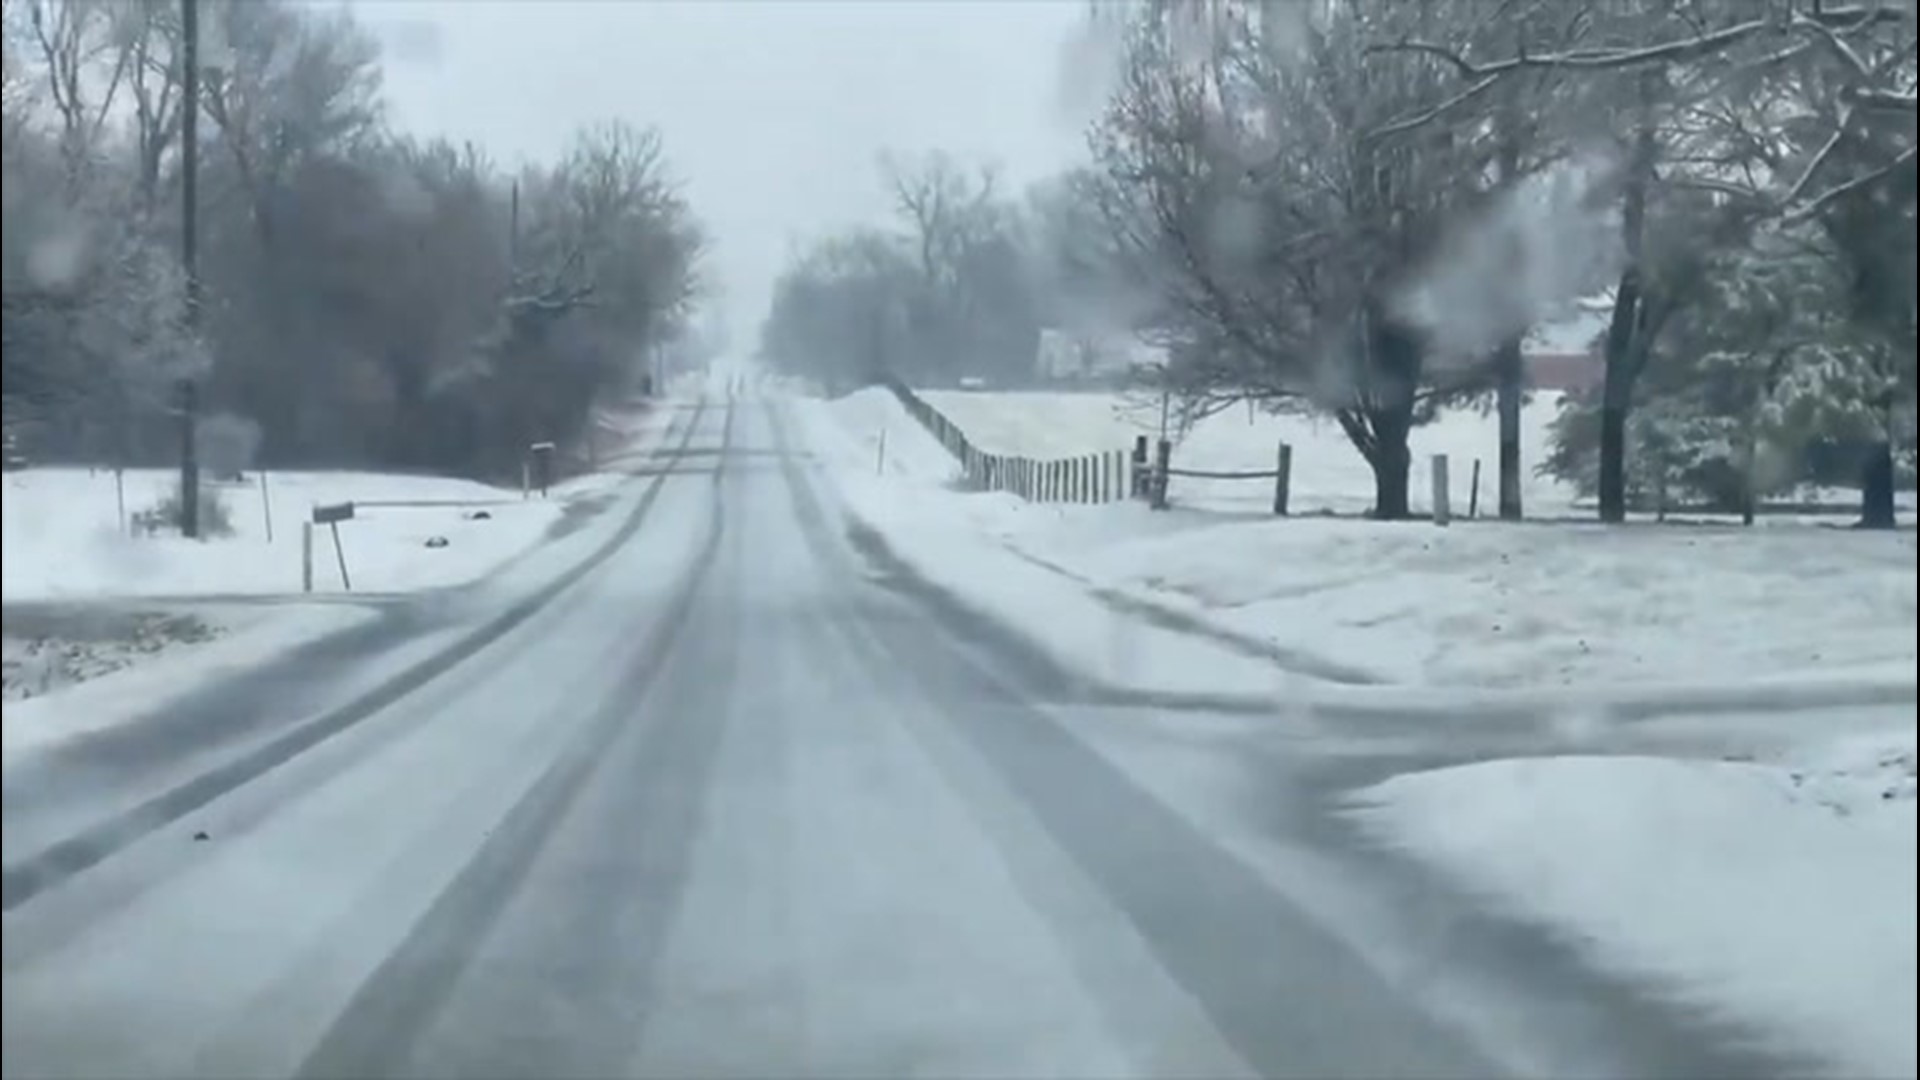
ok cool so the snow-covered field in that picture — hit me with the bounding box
[0,466,623,601]
[921,387,1578,517]
[1351,719,1918,1079]
[2,400,674,603]
[801,386,1918,692]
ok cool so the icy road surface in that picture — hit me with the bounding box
[2,395,1819,1080]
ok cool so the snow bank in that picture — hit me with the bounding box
[1349,724,1918,1079]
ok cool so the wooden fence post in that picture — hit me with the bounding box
[1273,442,1292,516]
[1431,454,1452,526]
[1132,436,1149,498]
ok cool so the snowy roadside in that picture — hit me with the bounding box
[4,606,225,703]
[0,398,681,755]
[1348,721,1918,1080]
[793,392,1297,701]
[1,602,378,762]
[798,386,1919,1077]
[1,398,675,604]
[796,388,1917,703]
[2,465,626,602]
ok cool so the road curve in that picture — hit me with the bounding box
[2,395,1810,1080]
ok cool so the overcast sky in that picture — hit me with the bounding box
[351,0,1101,349]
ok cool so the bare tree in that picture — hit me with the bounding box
[21,0,127,191]
[1090,2,1517,517]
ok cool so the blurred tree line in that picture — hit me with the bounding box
[2,0,703,481]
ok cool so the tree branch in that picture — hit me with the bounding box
[1784,142,1919,221]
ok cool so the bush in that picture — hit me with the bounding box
[131,480,235,538]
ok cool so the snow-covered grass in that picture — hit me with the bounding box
[1008,512,1919,688]
[1,406,671,603]
[0,603,378,762]
[1349,719,1918,1079]
[0,467,611,600]
[4,608,224,702]
[800,387,1918,693]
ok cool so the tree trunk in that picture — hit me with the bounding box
[1858,440,1897,529]
[1598,78,1660,526]
[1495,336,1524,520]
[1369,439,1412,520]
[1598,396,1629,522]
[1597,277,1645,525]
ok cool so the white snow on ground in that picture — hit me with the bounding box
[4,610,223,702]
[803,387,1918,690]
[0,603,375,762]
[0,399,682,762]
[2,399,673,602]
[1349,719,1919,1080]
[1009,513,1918,687]
[0,467,620,600]
[922,388,1580,517]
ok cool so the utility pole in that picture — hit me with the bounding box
[508,178,520,275]
[177,0,202,538]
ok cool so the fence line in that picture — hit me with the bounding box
[877,380,1477,521]
[878,378,1135,506]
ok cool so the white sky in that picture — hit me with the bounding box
[351,0,1101,350]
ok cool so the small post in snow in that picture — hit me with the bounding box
[1273,442,1292,516]
[332,521,351,590]
[312,502,355,590]
[1132,436,1149,499]
[1468,458,1482,519]
[301,522,313,593]
[259,471,274,542]
[1431,454,1452,527]
[115,467,127,535]
[876,428,887,476]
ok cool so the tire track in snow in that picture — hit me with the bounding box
[292,396,737,1078]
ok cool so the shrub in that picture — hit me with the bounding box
[131,479,235,538]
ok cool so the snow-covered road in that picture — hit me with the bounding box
[0,394,1862,1079]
